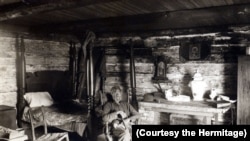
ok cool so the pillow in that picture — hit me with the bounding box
[24,92,54,108]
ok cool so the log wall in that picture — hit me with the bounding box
[0,24,249,109]
[0,27,77,106]
[96,25,249,101]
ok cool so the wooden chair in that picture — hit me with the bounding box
[95,121,112,141]
[28,106,69,141]
[95,92,138,141]
[103,117,137,141]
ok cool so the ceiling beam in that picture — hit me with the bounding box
[32,3,250,34]
[0,0,118,21]
[0,23,29,36]
[0,0,21,6]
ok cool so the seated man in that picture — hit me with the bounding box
[102,85,141,141]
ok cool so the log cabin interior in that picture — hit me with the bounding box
[1,0,250,140]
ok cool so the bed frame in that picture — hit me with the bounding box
[16,31,139,141]
[16,31,97,139]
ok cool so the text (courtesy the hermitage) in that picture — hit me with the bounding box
[132,125,249,140]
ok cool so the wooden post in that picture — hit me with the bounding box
[237,56,250,124]
[89,43,94,111]
[94,48,106,105]
[129,40,138,111]
[85,31,95,141]
[100,48,106,101]
[70,41,77,98]
[16,36,26,127]
[86,59,90,111]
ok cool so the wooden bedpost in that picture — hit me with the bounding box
[70,41,77,98]
[77,31,95,102]
[16,36,26,127]
[88,42,94,113]
[84,31,96,141]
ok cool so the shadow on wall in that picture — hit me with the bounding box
[26,71,72,102]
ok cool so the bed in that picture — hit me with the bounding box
[16,31,97,139]
[21,91,89,137]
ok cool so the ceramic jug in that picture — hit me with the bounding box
[188,71,207,101]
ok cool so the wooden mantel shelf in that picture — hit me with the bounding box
[138,100,232,125]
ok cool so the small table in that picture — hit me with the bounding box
[138,100,231,125]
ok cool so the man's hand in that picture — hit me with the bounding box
[116,111,127,119]
[124,118,132,125]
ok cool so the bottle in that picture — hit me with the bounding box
[209,88,217,100]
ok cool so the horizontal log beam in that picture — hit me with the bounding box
[34,3,250,34]
[0,0,117,21]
